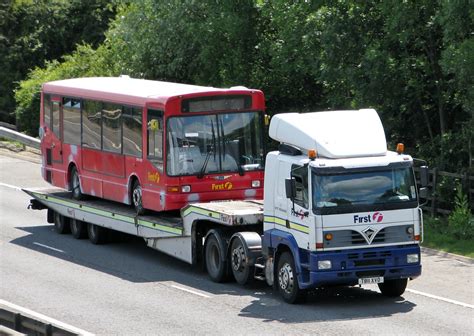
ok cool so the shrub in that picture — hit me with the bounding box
[448,183,473,239]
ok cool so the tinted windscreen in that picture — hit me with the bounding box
[312,166,417,214]
[167,112,264,176]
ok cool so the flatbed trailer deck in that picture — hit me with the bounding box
[25,188,264,264]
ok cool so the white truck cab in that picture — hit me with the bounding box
[262,109,423,303]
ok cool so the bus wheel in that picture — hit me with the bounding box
[70,218,88,239]
[230,237,254,285]
[71,167,83,200]
[378,278,408,297]
[87,223,108,245]
[277,252,305,304]
[205,232,229,282]
[132,180,145,215]
[53,212,70,234]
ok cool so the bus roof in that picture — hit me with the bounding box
[42,76,257,106]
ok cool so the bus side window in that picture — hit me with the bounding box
[52,100,61,139]
[82,100,102,150]
[291,165,308,209]
[63,97,81,145]
[147,109,163,160]
[43,94,51,130]
[102,103,122,154]
[123,106,142,157]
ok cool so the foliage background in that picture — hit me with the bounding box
[2,0,472,174]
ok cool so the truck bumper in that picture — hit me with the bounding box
[299,245,421,289]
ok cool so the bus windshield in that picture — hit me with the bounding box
[312,166,418,214]
[167,112,264,176]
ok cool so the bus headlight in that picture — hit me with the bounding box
[251,180,260,188]
[407,254,419,263]
[318,260,332,270]
[181,185,191,193]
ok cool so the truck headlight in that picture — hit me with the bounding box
[407,253,419,263]
[318,260,332,270]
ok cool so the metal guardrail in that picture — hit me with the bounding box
[0,126,40,149]
[0,300,93,336]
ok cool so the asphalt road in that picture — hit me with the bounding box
[0,153,473,335]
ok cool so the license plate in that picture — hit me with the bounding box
[358,277,384,285]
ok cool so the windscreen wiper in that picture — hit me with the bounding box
[197,120,216,179]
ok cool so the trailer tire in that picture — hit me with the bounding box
[230,237,255,285]
[378,278,408,297]
[132,180,146,215]
[87,223,108,245]
[205,233,229,283]
[53,212,70,234]
[70,167,83,200]
[71,218,88,239]
[277,252,305,304]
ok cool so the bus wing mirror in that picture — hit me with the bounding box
[418,187,429,206]
[285,178,296,199]
[420,166,429,187]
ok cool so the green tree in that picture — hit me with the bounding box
[1,0,116,126]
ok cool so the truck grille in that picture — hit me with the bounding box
[323,225,414,248]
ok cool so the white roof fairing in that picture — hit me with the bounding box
[42,77,256,106]
[269,109,387,159]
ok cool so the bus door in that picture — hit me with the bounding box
[50,98,63,164]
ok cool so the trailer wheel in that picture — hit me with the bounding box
[70,167,83,200]
[277,252,305,304]
[87,223,108,245]
[70,218,88,239]
[205,233,229,282]
[378,278,408,297]
[230,238,254,285]
[53,212,70,234]
[132,180,145,215]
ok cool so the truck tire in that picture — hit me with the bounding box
[53,212,70,234]
[87,223,108,245]
[205,233,229,282]
[70,167,83,200]
[378,278,408,297]
[132,180,146,215]
[277,252,305,304]
[230,237,255,285]
[70,218,88,239]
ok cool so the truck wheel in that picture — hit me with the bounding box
[205,233,229,282]
[378,278,408,297]
[70,167,83,200]
[230,238,254,285]
[277,252,305,304]
[132,180,146,215]
[87,223,108,245]
[70,218,88,239]
[53,212,70,234]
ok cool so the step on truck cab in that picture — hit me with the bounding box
[26,108,428,304]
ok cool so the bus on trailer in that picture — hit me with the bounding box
[39,76,266,213]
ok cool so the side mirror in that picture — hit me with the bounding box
[418,187,429,206]
[420,166,429,187]
[285,178,296,199]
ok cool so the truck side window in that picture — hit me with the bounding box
[291,165,308,208]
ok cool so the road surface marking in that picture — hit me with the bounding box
[170,285,211,298]
[0,299,94,336]
[0,182,21,190]
[407,288,474,309]
[33,242,65,253]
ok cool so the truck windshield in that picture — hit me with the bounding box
[167,112,264,176]
[312,166,418,214]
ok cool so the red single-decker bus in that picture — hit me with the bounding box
[40,76,266,213]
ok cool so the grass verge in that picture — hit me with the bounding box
[422,216,474,258]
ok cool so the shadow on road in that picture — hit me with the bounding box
[11,224,416,323]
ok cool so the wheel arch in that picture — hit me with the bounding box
[127,174,140,205]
